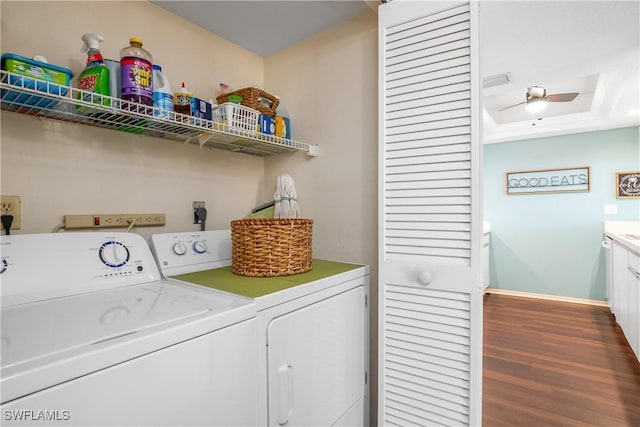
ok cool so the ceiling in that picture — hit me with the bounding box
[153,0,640,144]
[480,1,639,143]
[151,1,374,56]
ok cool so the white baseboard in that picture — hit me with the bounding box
[484,288,609,307]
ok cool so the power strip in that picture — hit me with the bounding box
[64,214,166,229]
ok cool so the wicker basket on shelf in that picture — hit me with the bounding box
[216,87,280,117]
[231,218,313,277]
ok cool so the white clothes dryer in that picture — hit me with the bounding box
[151,230,370,427]
[0,232,258,426]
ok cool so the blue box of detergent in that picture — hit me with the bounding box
[259,114,275,135]
[1,53,74,114]
[190,97,212,121]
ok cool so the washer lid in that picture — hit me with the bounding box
[1,280,255,403]
[1,282,214,368]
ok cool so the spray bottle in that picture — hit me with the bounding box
[76,33,110,109]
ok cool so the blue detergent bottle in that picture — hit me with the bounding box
[152,64,174,119]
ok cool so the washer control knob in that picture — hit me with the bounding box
[172,241,187,256]
[99,241,130,268]
[193,240,208,254]
[0,258,7,274]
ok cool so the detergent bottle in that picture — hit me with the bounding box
[120,37,153,110]
[76,33,110,109]
[152,64,174,119]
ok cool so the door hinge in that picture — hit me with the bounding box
[365,294,368,307]
[365,371,368,384]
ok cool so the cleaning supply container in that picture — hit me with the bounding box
[1,53,73,114]
[104,59,120,102]
[274,105,291,139]
[173,81,191,119]
[152,64,173,119]
[76,33,110,110]
[211,103,259,133]
[120,37,153,112]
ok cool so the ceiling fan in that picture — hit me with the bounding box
[499,86,579,113]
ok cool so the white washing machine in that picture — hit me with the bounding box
[151,230,370,427]
[0,232,258,426]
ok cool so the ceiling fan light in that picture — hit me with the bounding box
[526,98,548,113]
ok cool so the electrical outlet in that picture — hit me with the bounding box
[1,195,21,230]
[193,201,205,224]
[64,214,166,229]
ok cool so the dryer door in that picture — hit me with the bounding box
[267,286,365,426]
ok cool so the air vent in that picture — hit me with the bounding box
[483,72,511,88]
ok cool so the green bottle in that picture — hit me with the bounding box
[76,33,110,112]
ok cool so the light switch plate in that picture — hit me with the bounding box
[604,204,618,215]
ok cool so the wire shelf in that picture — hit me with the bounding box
[0,70,318,157]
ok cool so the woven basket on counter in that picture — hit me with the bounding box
[231,218,313,277]
[216,87,280,117]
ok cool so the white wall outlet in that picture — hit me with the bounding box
[1,195,21,230]
[603,204,618,215]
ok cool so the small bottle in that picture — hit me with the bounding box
[173,81,192,118]
[120,37,153,110]
[152,64,174,119]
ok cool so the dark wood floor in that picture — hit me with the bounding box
[483,293,640,427]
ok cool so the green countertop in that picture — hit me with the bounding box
[171,259,362,298]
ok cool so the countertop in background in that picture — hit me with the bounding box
[604,221,640,254]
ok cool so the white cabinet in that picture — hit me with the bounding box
[612,241,629,328]
[610,239,640,362]
[628,251,640,359]
[603,237,614,311]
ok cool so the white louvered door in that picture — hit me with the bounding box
[378,1,483,426]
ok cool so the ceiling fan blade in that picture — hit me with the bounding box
[547,93,579,102]
[498,101,525,112]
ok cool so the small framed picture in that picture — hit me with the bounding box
[616,171,640,198]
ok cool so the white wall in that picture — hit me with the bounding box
[484,127,640,300]
[264,13,378,266]
[0,1,267,238]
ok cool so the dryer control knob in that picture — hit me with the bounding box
[193,240,208,254]
[172,241,187,256]
[99,241,130,268]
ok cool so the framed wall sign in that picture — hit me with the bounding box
[506,166,591,195]
[616,171,640,198]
